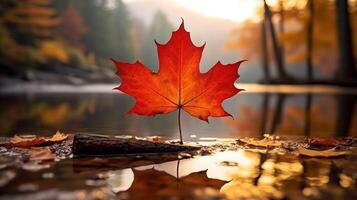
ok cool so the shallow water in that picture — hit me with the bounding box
[0,84,356,138]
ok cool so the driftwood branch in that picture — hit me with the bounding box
[72,134,200,157]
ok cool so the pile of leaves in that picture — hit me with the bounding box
[0,131,71,172]
[236,134,357,158]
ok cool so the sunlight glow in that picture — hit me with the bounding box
[173,0,260,22]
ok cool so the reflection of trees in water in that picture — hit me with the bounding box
[259,93,270,135]
[219,150,356,199]
[1,92,355,137]
[225,93,356,137]
[0,93,177,137]
[304,93,312,136]
[0,94,96,136]
[270,94,287,134]
[335,95,356,137]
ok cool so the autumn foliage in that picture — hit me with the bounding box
[58,5,87,49]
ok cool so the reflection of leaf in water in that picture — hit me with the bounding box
[29,147,55,161]
[118,168,227,199]
[297,147,350,157]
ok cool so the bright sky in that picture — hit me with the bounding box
[123,0,261,23]
[172,0,260,22]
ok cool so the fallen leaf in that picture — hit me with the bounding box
[50,131,68,142]
[309,138,345,147]
[112,21,245,122]
[297,146,350,157]
[4,131,68,148]
[8,136,46,148]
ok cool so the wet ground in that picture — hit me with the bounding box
[0,84,357,199]
[1,134,357,200]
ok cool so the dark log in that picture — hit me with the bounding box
[72,134,200,157]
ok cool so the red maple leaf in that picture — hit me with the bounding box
[112,21,245,143]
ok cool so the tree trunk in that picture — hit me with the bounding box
[261,17,270,82]
[263,0,288,79]
[306,0,314,82]
[335,0,356,80]
[279,0,285,67]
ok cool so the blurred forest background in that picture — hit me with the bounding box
[0,0,356,85]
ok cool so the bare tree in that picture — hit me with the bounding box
[279,0,285,66]
[306,0,314,82]
[261,17,270,82]
[263,0,288,80]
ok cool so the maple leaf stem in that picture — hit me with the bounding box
[178,107,183,144]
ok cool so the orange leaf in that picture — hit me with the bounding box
[5,131,68,148]
[112,21,245,122]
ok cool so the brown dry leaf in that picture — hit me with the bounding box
[29,147,55,161]
[310,138,345,147]
[238,137,283,148]
[297,147,350,158]
[5,131,68,148]
[8,136,46,148]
